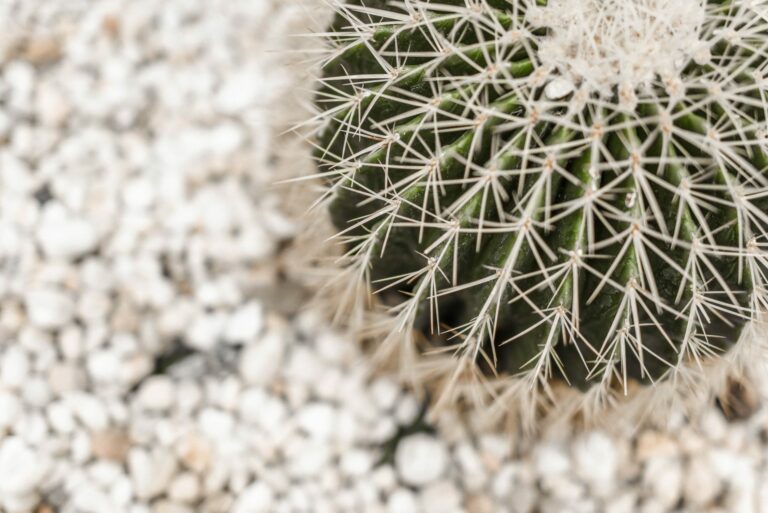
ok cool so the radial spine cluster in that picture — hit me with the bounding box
[310,0,768,422]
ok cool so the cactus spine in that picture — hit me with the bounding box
[310,0,768,424]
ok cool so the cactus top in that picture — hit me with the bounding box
[531,0,709,104]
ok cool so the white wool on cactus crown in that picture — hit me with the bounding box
[529,0,709,101]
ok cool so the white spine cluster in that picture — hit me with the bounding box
[303,0,768,429]
[531,0,709,103]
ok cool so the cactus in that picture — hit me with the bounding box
[310,0,768,423]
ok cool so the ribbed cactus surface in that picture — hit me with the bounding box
[313,0,768,402]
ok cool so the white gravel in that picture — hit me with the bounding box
[0,1,767,513]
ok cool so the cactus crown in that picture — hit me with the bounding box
[310,0,768,422]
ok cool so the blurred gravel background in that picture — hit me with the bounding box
[0,1,768,513]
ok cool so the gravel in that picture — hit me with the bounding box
[0,0,767,513]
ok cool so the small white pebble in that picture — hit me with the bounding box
[129,448,177,500]
[287,440,332,478]
[643,456,683,509]
[340,449,373,478]
[198,408,234,439]
[24,287,74,330]
[455,442,488,491]
[371,465,398,494]
[36,203,98,260]
[395,434,448,486]
[296,402,337,440]
[185,312,226,351]
[370,378,400,412]
[224,302,263,343]
[175,432,212,473]
[137,375,176,412]
[168,472,201,504]
[239,330,284,386]
[70,393,109,431]
[0,347,30,389]
[419,480,462,513]
[47,402,76,434]
[86,350,121,384]
[214,70,261,114]
[395,395,420,426]
[231,482,273,513]
[387,488,418,513]
[47,363,85,395]
[684,453,722,507]
[0,392,21,430]
[606,490,638,513]
[534,443,571,477]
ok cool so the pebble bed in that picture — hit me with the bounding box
[1,1,768,513]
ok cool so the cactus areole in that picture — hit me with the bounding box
[313,0,768,407]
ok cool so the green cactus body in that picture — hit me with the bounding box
[313,0,768,408]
